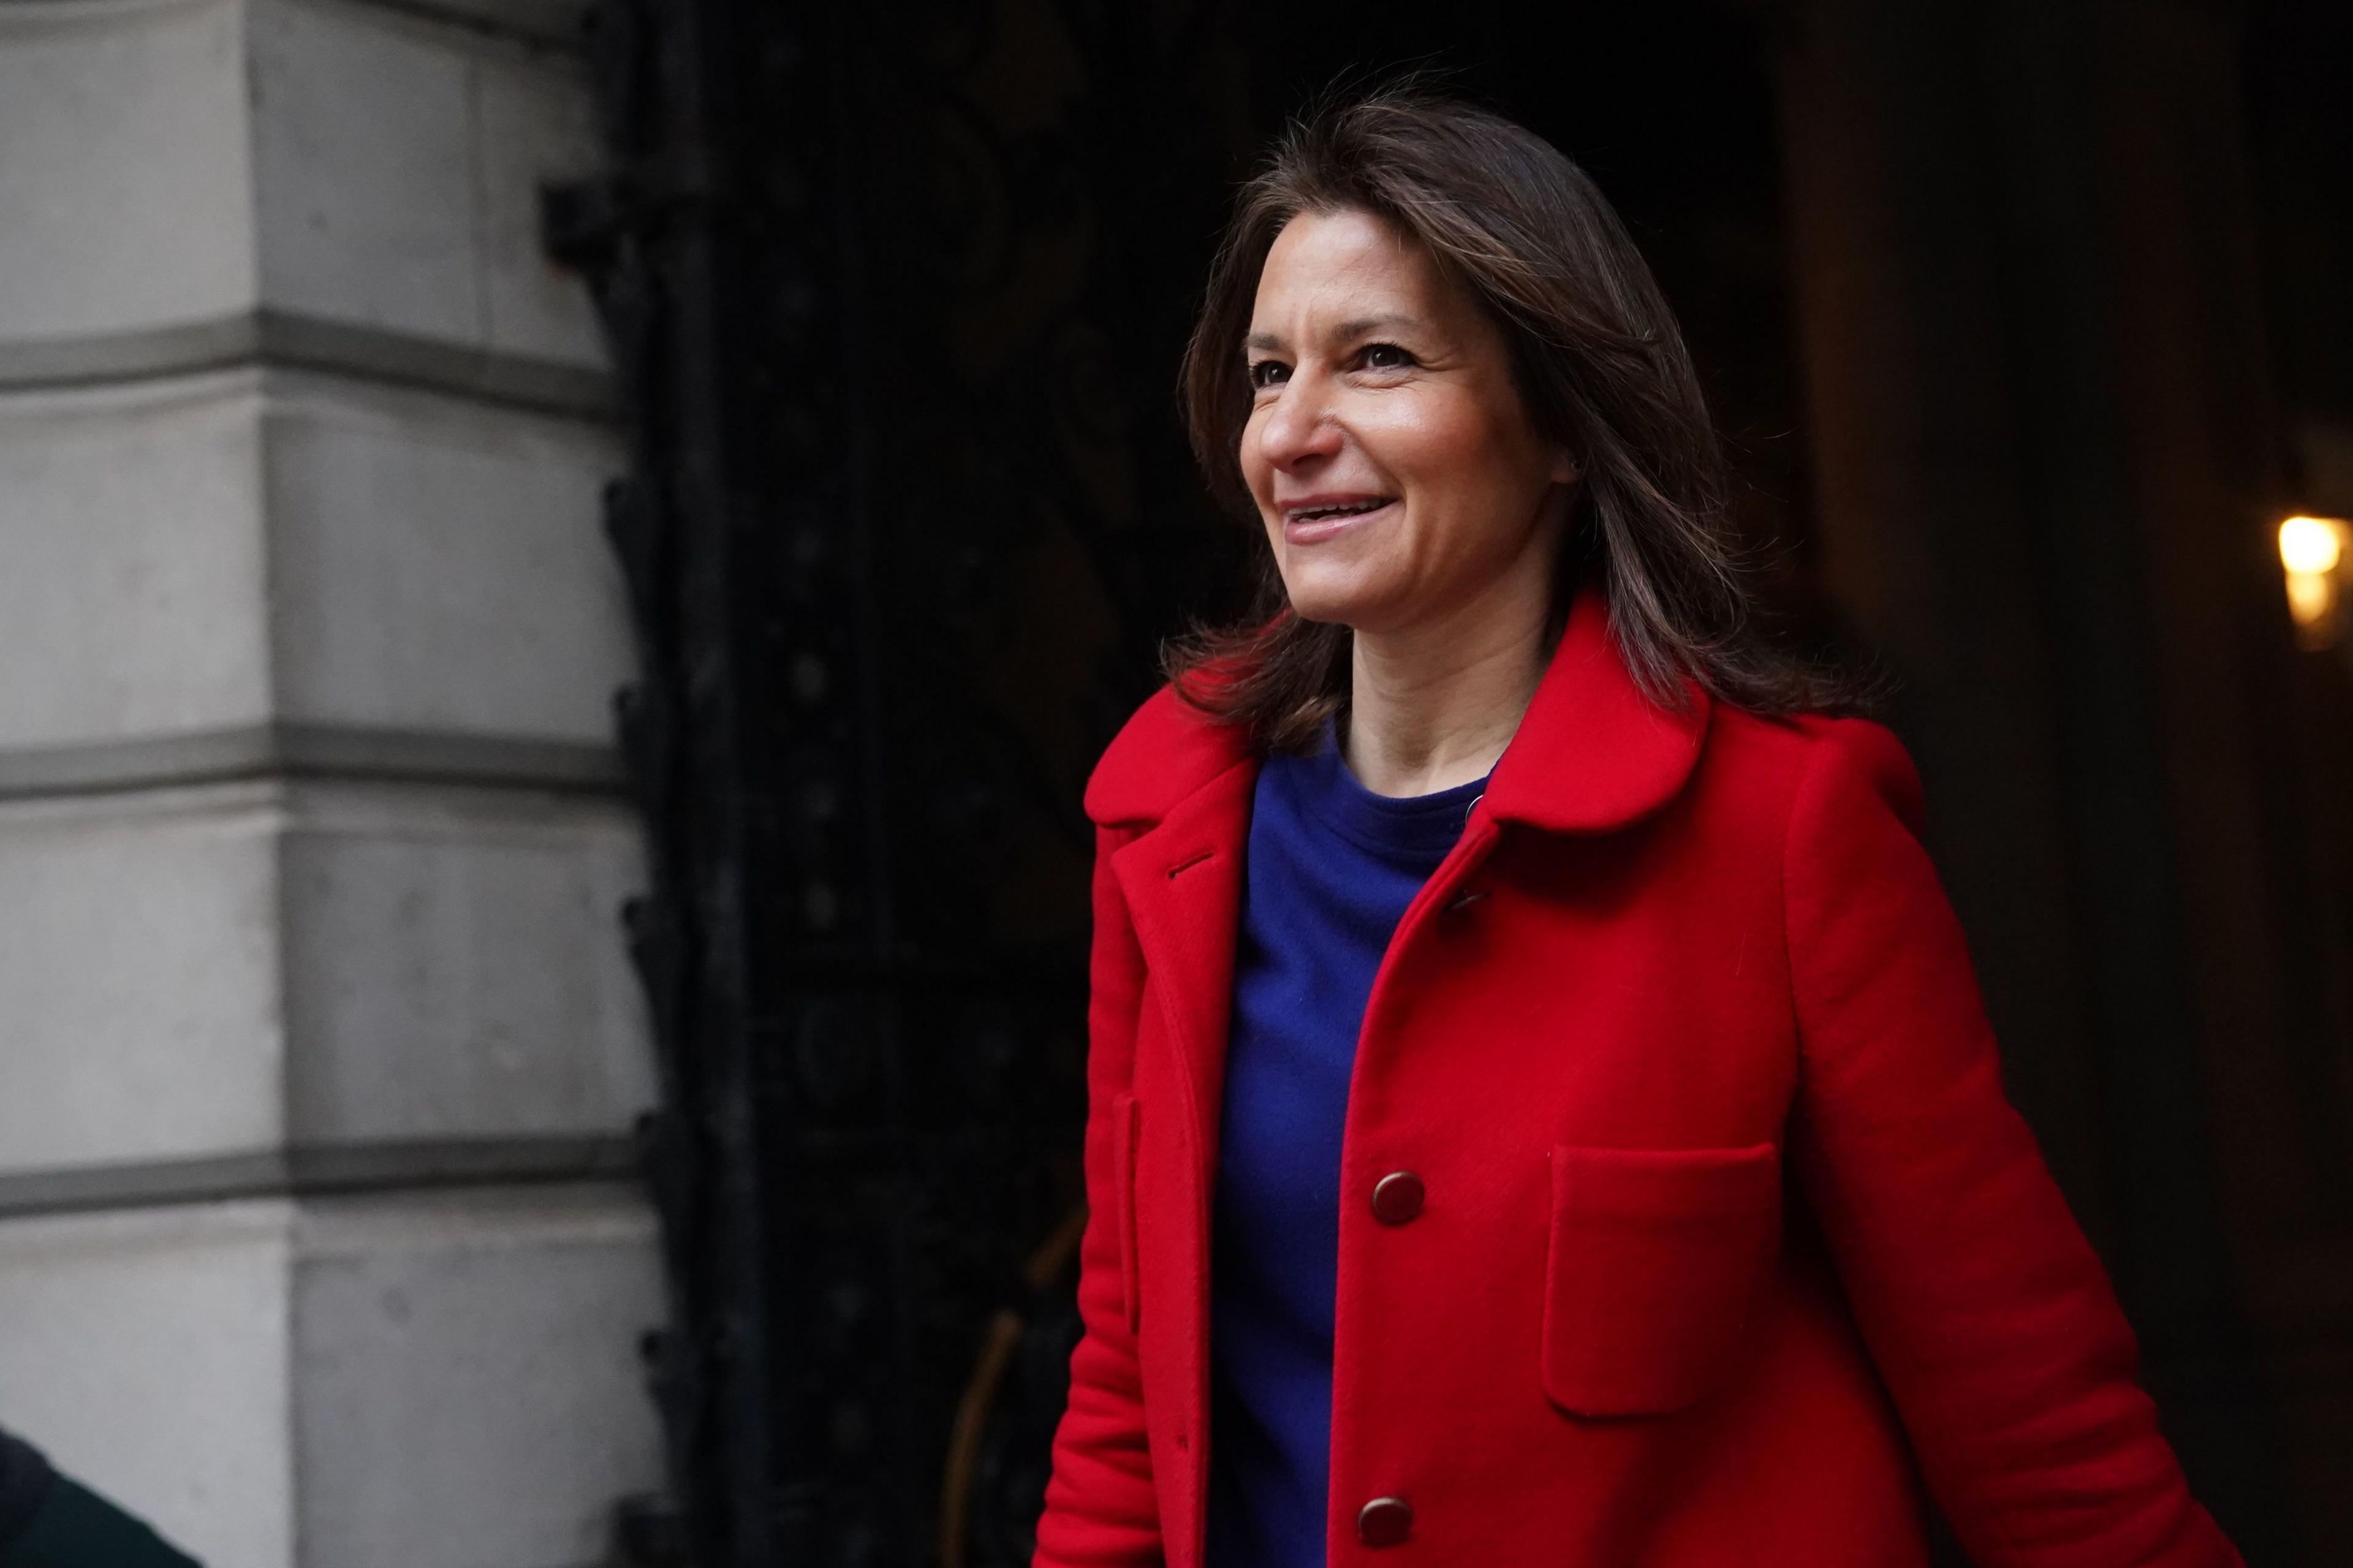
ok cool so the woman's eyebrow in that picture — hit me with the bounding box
[1330,313,1419,339]
[1245,313,1423,355]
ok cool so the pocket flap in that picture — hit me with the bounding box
[1542,1142,1781,1417]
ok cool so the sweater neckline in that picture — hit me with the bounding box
[1271,718,1489,863]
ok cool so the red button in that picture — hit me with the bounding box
[1357,1496,1413,1547]
[1370,1171,1425,1225]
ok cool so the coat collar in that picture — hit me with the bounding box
[1082,681,1254,830]
[1082,580,1710,836]
[1480,578,1711,834]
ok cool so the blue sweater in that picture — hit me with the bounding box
[1205,725,1487,1567]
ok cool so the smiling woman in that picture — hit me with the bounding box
[1169,86,1855,764]
[1233,208,1574,795]
[1033,86,2243,1568]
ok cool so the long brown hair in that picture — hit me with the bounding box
[1169,84,1859,752]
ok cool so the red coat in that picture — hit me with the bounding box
[1036,583,2240,1568]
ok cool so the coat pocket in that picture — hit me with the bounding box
[1112,1091,1142,1333]
[1541,1142,1781,1417]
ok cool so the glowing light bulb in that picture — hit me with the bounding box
[2279,515,2345,576]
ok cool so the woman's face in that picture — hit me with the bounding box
[1240,206,1575,637]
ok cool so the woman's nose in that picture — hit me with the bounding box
[1257,371,1343,467]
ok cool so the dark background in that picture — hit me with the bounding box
[551,1,2353,1562]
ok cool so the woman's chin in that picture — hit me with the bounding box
[1279,570,1409,630]
[1284,591,1381,629]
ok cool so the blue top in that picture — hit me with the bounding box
[1205,722,1488,1567]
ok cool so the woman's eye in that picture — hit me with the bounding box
[1359,342,1415,372]
[1248,360,1289,390]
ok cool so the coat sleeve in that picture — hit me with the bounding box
[1033,823,1164,1568]
[1783,718,2240,1568]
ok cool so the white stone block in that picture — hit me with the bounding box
[250,0,607,368]
[0,365,624,760]
[0,776,648,1175]
[0,0,256,343]
[0,371,272,752]
[292,1184,664,1568]
[263,369,630,747]
[0,1185,665,1568]
[249,0,480,346]
[0,0,605,372]
[474,39,607,368]
[0,1200,297,1568]
[280,779,652,1146]
[0,784,286,1178]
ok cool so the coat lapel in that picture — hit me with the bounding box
[1110,757,1257,1195]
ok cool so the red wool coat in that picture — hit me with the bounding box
[1034,584,2240,1568]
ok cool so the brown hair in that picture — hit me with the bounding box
[1169,84,1859,751]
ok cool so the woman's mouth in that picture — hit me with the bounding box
[1281,495,1398,544]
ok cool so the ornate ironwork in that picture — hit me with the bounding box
[547,2,1248,1563]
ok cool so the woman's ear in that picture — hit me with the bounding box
[1550,445,1580,486]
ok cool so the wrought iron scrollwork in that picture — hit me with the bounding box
[548,2,1247,1564]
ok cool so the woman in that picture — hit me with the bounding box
[1035,88,2240,1568]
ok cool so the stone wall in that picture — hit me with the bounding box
[0,1,662,1563]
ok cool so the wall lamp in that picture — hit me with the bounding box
[2279,513,2349,651]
